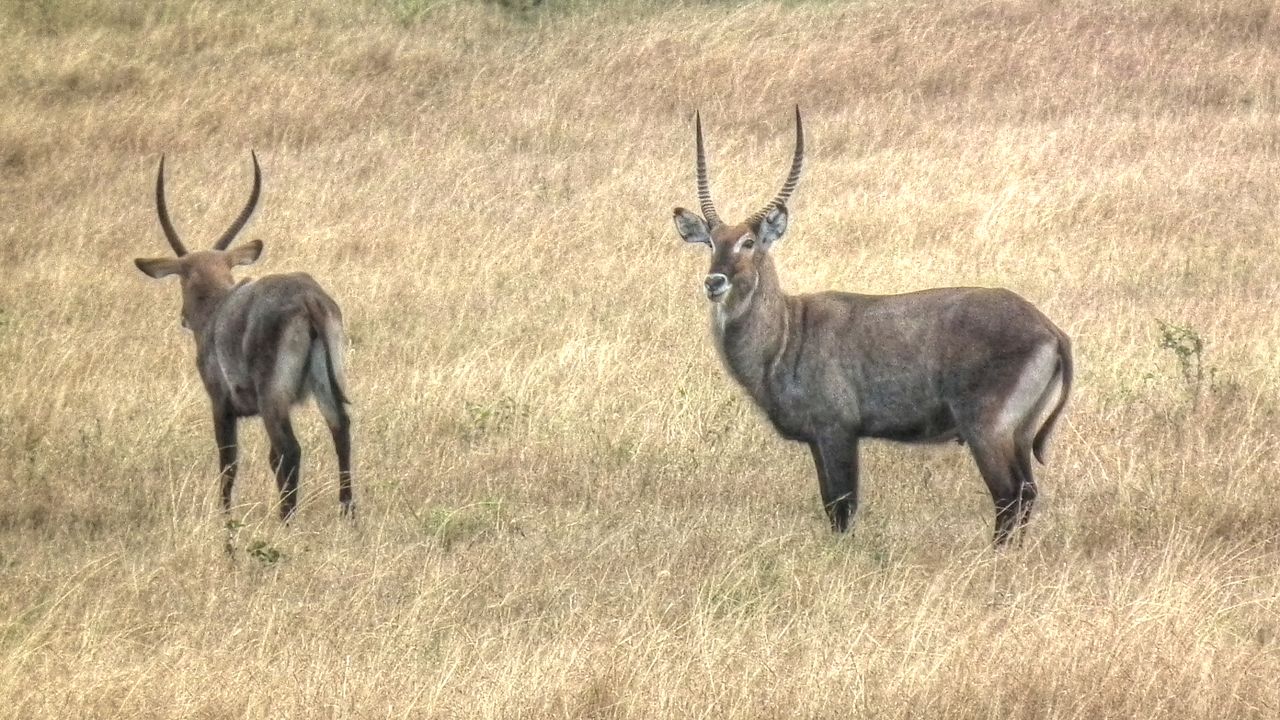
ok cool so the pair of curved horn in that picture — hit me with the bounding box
[694,106,805,229]
[156,151,262,256]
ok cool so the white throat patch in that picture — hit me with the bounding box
[712,283,756,333]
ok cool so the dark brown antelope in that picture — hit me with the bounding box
[134,152,353,521]
[672,109,1072,545]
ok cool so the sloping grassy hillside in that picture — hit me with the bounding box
[2,0,1280,717]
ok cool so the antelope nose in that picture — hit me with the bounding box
[704,273,729,297]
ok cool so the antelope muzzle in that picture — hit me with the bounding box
[704,273,730,301]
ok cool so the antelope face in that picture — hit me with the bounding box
[673,208,789,308]
[705,224,754,303]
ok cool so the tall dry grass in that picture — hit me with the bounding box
[2,0,1280,716]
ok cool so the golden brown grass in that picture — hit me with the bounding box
[3,0,1280,716]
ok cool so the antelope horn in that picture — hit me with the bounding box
[746,105,805,226]
[212,150,262,251]
[695,111,722,228]
[155,155,187,257]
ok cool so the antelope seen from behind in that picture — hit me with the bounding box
[134,153,354,521]
[672,110,1072,545]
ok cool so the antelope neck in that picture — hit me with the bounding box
[712,253,789,403]
[190,279,248,349]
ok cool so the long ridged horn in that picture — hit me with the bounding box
[695,111,722,228]
[746,106,805,226]
[212,151,262,251]
[155,155,188,257]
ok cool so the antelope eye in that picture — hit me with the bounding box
[740,238,755,250]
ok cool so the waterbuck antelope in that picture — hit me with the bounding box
[133,152,354,521]
[671,110,1072,544]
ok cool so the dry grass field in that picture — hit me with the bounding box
[3,0,1280,716]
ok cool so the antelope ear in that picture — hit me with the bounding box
[225,239,263,267]
[134,257,182,279]
[752,204,789,251]
[672,207,711,246]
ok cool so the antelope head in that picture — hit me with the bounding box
[134,152,264,333]
[672,108,804,313]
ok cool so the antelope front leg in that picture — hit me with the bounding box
[213,407,239,514]
[808,435,859,533]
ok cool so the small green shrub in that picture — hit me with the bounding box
[246,539,286,565]
[1156,319,1214,405]
[453,396,530,444]
[423,499,513,550]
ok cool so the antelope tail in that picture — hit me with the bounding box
[1032,331,1072,464]
[305,296,350,406]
